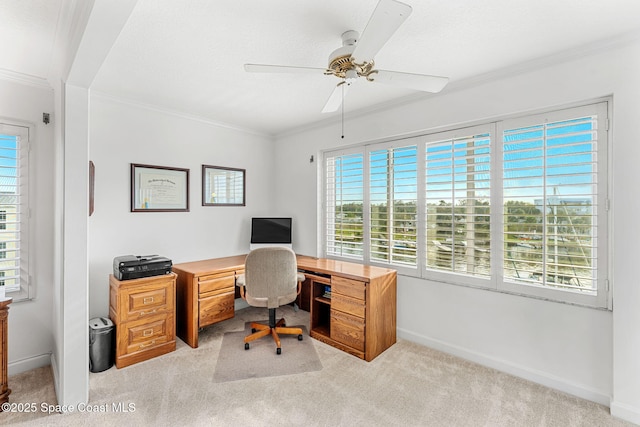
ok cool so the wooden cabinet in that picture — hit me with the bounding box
[173,256,245,348]
[109,273,176,368]
[0,298,11,409]
[302,258,397,362]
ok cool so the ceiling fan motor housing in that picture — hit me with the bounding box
[326,30,373,79]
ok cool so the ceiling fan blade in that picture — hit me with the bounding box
[369,69,449,93]
[244,64,326,74]
[322,82,351,113]
[351,0,412,65]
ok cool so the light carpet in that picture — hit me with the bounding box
[3,305,634,426]
[213,322,322,383]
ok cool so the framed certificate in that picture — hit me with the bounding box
[131,163,190,212]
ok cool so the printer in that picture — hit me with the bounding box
[113,255,173,280]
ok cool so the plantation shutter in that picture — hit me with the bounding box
[0,123,29,294]
[425,127,491,278]
[325,151,364,260]
[501,103,605,302]
[369,144,418,267]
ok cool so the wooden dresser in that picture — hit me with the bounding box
[0,298,11,409]
[109,273,177,368]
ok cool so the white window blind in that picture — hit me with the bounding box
[325,151,364,260]
[500,103,606,306]
[322,101,609,308]
[425,129,491,279]
[369,145,418,267]
[0,123,29,295]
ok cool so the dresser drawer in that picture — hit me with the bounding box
[332,293,365,318]
[122,313,174,355]
[199,274,235,296]
[199,290,235,327]
[332,276,366,301]
[330,309,365,352]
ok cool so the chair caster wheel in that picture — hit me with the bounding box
[298,334,303,341]
[276,348,281,355]
[245,343,250,350]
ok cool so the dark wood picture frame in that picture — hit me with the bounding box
[131,163,190,212]
[202,165,246,206]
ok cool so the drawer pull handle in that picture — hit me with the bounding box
[143,328,153,337]
[143,297,154,304]
[139,340,156,349]
[139,309,157,316]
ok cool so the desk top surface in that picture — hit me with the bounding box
[172,254,396,282]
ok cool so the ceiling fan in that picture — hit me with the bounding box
[244,0,449,113]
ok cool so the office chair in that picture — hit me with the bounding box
[236,247,305,354]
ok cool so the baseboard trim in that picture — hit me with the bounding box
[610,401,640,425]
[8,353,52,376]
[397,328,610,407]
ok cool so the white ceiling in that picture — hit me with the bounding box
[2,0,640,136]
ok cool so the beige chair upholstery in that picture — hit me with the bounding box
[236,247,306,354]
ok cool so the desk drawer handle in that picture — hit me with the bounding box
[139,309,157,316]
[139,340,156,349]
[143,296,155,304]
[143,328,154,337]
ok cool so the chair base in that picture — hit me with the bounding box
[244,308,303,354]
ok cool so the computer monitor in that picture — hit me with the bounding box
[250,217,292,250]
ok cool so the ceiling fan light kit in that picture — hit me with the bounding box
[244,0,449,113]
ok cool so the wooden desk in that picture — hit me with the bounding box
[172,255,397,361]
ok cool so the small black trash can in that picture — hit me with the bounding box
[89,317,114,373]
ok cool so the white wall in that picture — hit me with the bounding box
[274,38,640,421]
[88,95,275,318]
[0,79,55,374]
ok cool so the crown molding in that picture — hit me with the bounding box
[0,69,52,91]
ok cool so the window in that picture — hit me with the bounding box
[370,144,418,267]
[498,103,608,307]
[325,150,364,259]
[323,101,609,307]
[0,122,30,297]
[424,126,491,284]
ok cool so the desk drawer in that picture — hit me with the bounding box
[330,309,365,352]
[199,291,235,327]
[199,275,235,296]
[332,276,366,301]
[332,293,365,318]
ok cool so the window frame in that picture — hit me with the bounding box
[322,99,610,309]
[495,102,609,308]
[0,121,32,301]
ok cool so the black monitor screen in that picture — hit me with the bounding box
[250,217,292,244]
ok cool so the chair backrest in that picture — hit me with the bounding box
[243,247,298,308]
